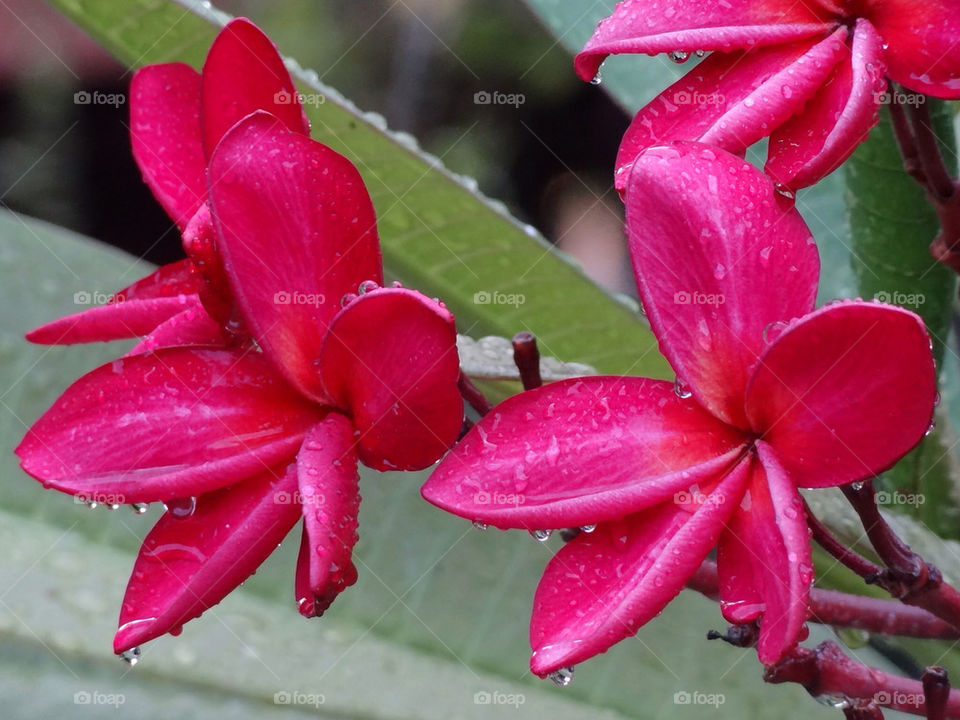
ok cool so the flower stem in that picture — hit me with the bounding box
[458,373,493,416]
[764,641,960,718]
[688,561,960,640]
[511,331,542,390]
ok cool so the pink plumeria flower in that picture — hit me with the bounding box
[17,113,463,654]
[28,18,308,347]
[423,141,936,676]
[575,1,960,193]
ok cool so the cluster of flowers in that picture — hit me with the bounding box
[15,0,960,682]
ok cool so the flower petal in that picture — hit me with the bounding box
[625,142,819,428]
[26,260,203,345]
[129,63,207,229]
[717,442,810,665]
[209,112,382,402]
[766,20,886,190]
[745,301,936,488]
[16,348,324,503]
[295,413,360,618]
[615,31,848,194]
[127,304,227,355]
[422,376,746,529]
[529,458,751,676]
[113,465,300,652]
[574,0,835,82]
[320,287,461,471]
[859,0,960,98]
[201,17,309,156]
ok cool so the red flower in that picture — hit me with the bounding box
[27,18,309,347]
[422,142,936,676]
[575,0,960,192]
[17,113,463,653]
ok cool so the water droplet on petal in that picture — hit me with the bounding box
[340,292,358,307]
[674,378,693,399]
[119,647,141,666]
[775,184,796,201]
[580,524,596,533]
[131,503,149,515]
[472,521,488,531]
[668,50,690,64]
[547,666,575,687]
[357,280,379,295]
[530,529,553,542]
[589,71,603,86]
[164,496,197,519]
[763,321,788,345]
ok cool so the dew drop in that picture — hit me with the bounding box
[814,694,849,709]
[357,280,379,294]
[472,521,488,531]
[589,71,603,86]
[695,49,706,58]
[673,378,693,399]
[340,292,358,307]
[547,666,575,687]
[164,496,197,519]
[775,184,796,201]
[131,503,149,515]
[762,321,788,345]
[668,50,691,64]
[530,529,553,542]
[119,647,141,666]
[580,524,596,533]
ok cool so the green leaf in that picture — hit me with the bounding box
[45,0,670,379]
[1,208,826,717]
[844,103,960,534]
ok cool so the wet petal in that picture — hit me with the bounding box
[294,414,360,617]
[127,304,227,355]
[423,376,745,529]
[859,0,960,98]
[114,465,300,652]
[208,113,382,402]
[320,287,461,471]
[200,17,309,156]
[745,301,936,488]
[574,0,834,82]
[129,63,206,229]
[26,260,203,345]
[766,20,887,190]
[16,348,324,503]
[616,31,848,194]
[625,142,819,428]
[529,458,751,676]
[717,442,810,665]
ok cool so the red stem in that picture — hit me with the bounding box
[688,561,960,640]
[458,373,493,417]
[511,331,543,390]
[924,667,950,720]
[765,641,960,718]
